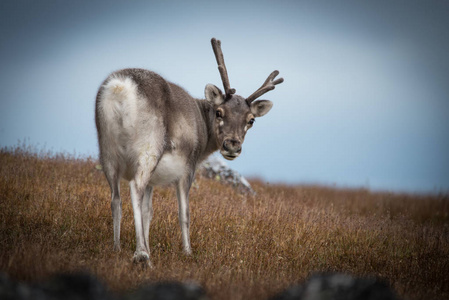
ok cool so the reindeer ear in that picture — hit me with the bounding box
[250,100,273,117]
[205,84,225,106]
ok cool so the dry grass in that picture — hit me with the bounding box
[1,146,448,299]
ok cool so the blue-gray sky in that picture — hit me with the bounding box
[1,0,448,193]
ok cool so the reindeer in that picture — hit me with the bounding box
[95,38,283,265]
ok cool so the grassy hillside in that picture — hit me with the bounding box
[0,146,448,300]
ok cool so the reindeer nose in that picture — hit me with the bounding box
[223,139,242,153]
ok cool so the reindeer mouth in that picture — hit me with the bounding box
[221,151,239,161]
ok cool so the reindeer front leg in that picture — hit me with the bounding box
[176,172,194,255]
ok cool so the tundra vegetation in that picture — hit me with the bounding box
[0,145,448,300]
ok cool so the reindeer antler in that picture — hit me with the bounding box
[211,38,236,98]
[246,70,284,104]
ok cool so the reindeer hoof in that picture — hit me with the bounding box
[113,244,121,252]
[133,250,151,265]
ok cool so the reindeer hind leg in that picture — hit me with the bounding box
[103,163,122,252]
[142,185,154,253]
[129,144,161,266]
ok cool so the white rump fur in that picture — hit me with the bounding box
[100,75,139,129]
[98,76,140,162]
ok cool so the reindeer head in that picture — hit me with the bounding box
[205,38,284,161]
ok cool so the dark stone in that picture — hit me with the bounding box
[40,272,112,300]
[0,272,112,300]
[0,272,207,300]
[270,273,400,300]
[1,272,400,300]
[123,281,208,300]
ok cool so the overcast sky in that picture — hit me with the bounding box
[1,0,448,194]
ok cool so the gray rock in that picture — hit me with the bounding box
[200,156,255,195]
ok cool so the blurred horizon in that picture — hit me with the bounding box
[1,0,448,194]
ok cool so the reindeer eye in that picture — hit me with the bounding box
[216,110,222,118]
[248,118,255,125]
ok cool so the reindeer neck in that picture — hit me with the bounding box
[195,98,219,161]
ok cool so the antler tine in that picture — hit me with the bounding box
[246,70,284,104]
[211,38,236,97]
